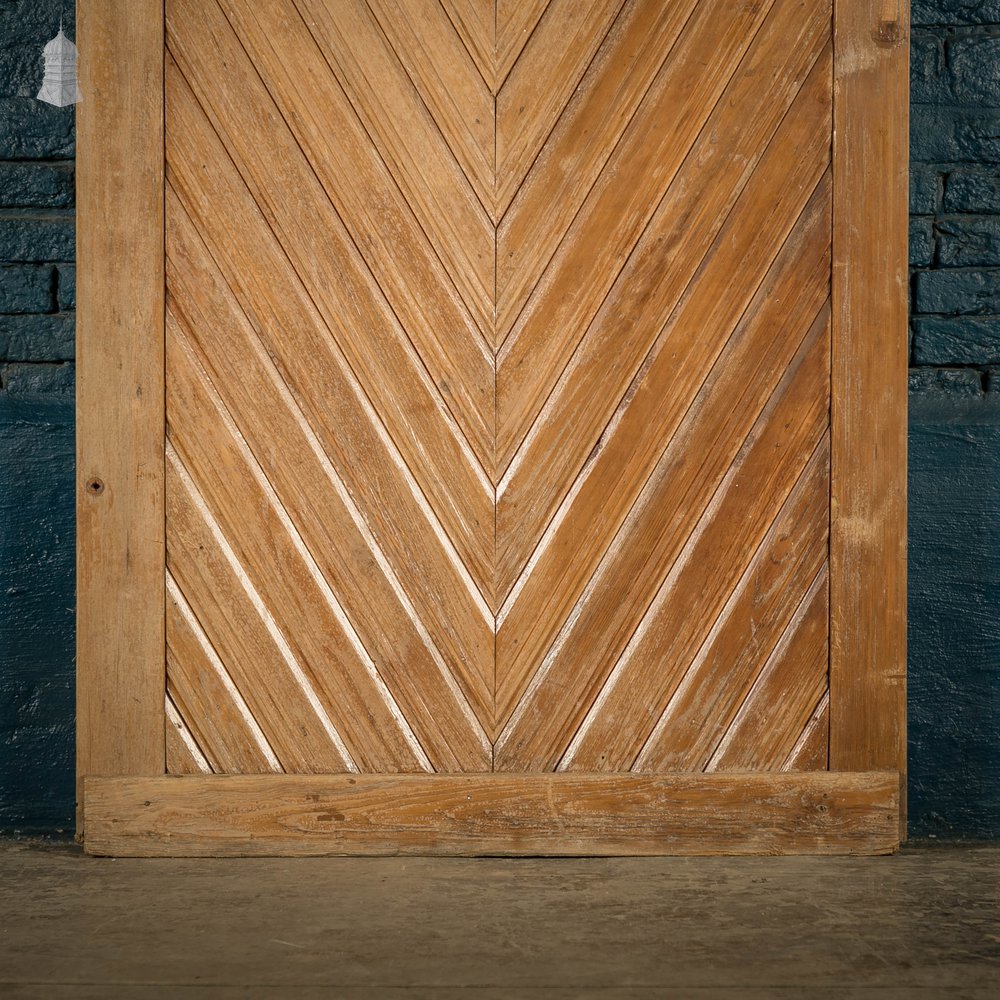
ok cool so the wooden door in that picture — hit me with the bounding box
[76,0,909,856]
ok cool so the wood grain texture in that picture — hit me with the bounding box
[81,0,909,855]
[707,571,831,773]
[830,2,909,818]
[76,0,165,834]
[496,0,624,219]
[83,772,900,857]
[495,134,834,751]
[166,2,495,599]
[496,15,832,610]
[495,0,776,468]
[294,0,496,345]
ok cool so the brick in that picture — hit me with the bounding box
[911,106,1000,163]
[0,264,54,314]
[949,36,1000,106]
[0,312,74,361]
[912,1,1000,25]
[0,161,73,209]
[914,268,1000,314]
[0,98,73,159]
[0,212,74,262]
[0,361,73,397]
[911,217,936,267]
[911,33,947,104]
[944,169,1000,212]
[913,315,1000,364]
[937,215,1000,266]
[908,366,984,397]
[56,264,73,310]
[911,165,940,214]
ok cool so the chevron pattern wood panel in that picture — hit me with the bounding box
[163,0,833,776]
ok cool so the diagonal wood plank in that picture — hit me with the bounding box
[494,105,834,732]
[168,319,434,774]
[783,691,831,772]
[496,0,780,470]
[165,181,493,765]
[165,697,211,775]
[218,0,495,475]
[497,0,699,339]
[630,452,830,773]
[497,15,832,599]
[294,0,495,340]
[167,448,358,774]
[439,0,495,91]
[368,0,495,220]
[160,0,840,781]
[165,18,496,602]
[549,350,832,775]
[496,0,625,220]
[705,569,830,773]
[167,574,282,774]
[495,261,832,771]
[496,0,549,89]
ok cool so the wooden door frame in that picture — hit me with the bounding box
[76,0,909,856]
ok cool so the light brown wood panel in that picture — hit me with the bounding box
[496,20,832,602]
[495,0,775,464]
[496,0,624,220]
[784,693,832,772]
[495,93,834,737]
[830,0,909,809]
[496,0,548,88]
[84,773,900,857]
[368,0,495,218]
[166,3,495,599]
[497,303,832,772]
[167,324,431,774]
[440,0,495,91]
[166,448,356,774]
[497,0,699,340]
[295,0,495,341]
[164,57,496,730]
[632,444,830,773]
[78,0,907,855]
[76,0,165,833]
[167,577,282,774]
[707,571,831,773]
[164,699,210,775]
[219,0,495,475]
[163,177,492,767]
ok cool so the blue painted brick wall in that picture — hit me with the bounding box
[910,1,1000,838]
[0,0,75,833]
[0,2,997,836]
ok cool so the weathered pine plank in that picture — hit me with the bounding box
[166,5,495,600]
[221,0,496,476]
[497,0,699,338]
[632,447,830,773]
[706,571,830,773]
[84,772,900,857]
[495,122,833,740]
[496,18,832,603]
[163,177,492,767]
[830,0,909,829]
[76,0,165,834]
[495,0,775,466]
[294,0,495,340]
[368,0,495,218]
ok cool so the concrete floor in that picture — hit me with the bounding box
[0,841,997,998]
